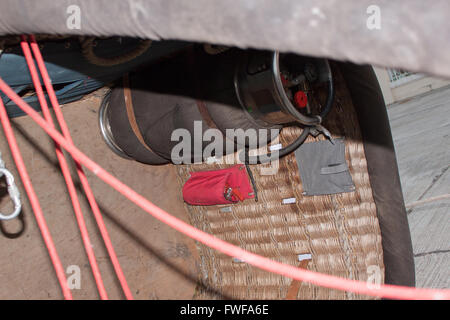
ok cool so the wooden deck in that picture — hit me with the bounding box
[387,85,450,289]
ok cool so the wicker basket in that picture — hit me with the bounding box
[176,65,385,300]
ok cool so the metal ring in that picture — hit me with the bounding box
[98,91,132,159]
[272,52,322,126]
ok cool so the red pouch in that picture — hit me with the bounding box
[182,164,255,206]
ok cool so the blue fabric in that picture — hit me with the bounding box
[0,38,188,117]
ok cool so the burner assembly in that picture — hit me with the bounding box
[234,51,335,163]
[99,47,335,165]
[235,51,334,126]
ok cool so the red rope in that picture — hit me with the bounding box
[0,41,449,299]
[27,35,133,300]
[0,98,72,300]
[19,36,108,300]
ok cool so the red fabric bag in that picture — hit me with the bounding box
[182,164,255,206]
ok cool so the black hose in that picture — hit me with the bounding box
[240,126,311,164]
[244,163,258,202]
[319,71,335,120]
[242,62,334,165]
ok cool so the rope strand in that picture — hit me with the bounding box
[29,34,133,299]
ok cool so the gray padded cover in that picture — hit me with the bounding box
[295,138,354,196]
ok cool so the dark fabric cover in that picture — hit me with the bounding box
[109,62,220,163]
[108,47,279,163]
[195,49,281,147]
[108,86,169,165]
[1,0,449,79]
[338,62,415,287]
[1,38,188,118]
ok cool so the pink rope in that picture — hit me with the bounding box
[0,98,72,300]
[28,35,133,300]
[19,36,108,299]
[0,51,448,300]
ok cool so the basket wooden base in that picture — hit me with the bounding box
[176,65,385,299]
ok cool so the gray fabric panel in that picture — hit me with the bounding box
[295,138,354,196]
[0,0,449,79]
[320,163,349,175]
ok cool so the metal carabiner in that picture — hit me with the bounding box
[0,166,22,221]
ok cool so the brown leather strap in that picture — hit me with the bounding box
[123,73,154,152]
[285,258,311,300]
[196,100,218,129]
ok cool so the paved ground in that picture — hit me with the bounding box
[387,85,450,289]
